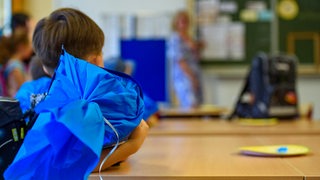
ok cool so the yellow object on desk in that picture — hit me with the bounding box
[237,118,278,126]
[239,144,309,157]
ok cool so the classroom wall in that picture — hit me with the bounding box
[23,0,53,22]
[23,0,187,30]
[53,0,186,19]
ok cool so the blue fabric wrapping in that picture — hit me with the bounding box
[143,94,158,120]
[4,51,144,180]
[103,57,157,121]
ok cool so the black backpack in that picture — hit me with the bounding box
[0,97,25,179]
[0,96,39,179]
[229,53,299,119]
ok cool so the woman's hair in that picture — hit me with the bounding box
[0,31,29,65]
[32,8,105,75]
[171,10,190,32]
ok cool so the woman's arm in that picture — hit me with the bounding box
[178,59,199,90]
[93,120,149,172]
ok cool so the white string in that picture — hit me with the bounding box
[98,118,120,180]
[0,139,13,149]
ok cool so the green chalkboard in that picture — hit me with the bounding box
[279,0,320,65]
[197,0,320,66]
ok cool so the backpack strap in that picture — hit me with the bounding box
[227,52,268,120]
[259,52,269,86]
[227,68,251,120]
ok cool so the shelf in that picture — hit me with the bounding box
[201,64,320,79]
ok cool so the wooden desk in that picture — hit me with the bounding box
[159,106,228,118]
[149,119,320,135]
[90,135,320,180]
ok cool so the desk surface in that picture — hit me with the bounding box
[90,135,320,180]
[159,106,228,118]
[149,119,320,135]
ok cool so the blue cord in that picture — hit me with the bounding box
[99,118,120,180]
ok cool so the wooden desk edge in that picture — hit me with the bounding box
[148,131,320,136]
[89,175,303,180]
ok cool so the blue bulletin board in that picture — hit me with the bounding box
[120,39,167,102]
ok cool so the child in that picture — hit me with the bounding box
[4,8,148,179]
[0,31,33,97]
[11,12,36,68]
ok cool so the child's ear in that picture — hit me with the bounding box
[87,53,103,67]
[43,66,53,77]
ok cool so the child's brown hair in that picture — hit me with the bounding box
[32,8,105,75]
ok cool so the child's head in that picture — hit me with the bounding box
[32,8,105,76]
[11,12,31,34]
[11,12,36,48]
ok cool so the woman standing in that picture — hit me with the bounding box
[168,10,203,109]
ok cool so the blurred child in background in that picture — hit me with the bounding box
[11,12,35,49]
[0,31,33,97]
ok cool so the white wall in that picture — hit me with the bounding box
[24,0,53,22]
[53,0,186,23]
[53,0,186,58]
[25,0,187,23]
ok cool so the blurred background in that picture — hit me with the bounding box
[1,0,319,119]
